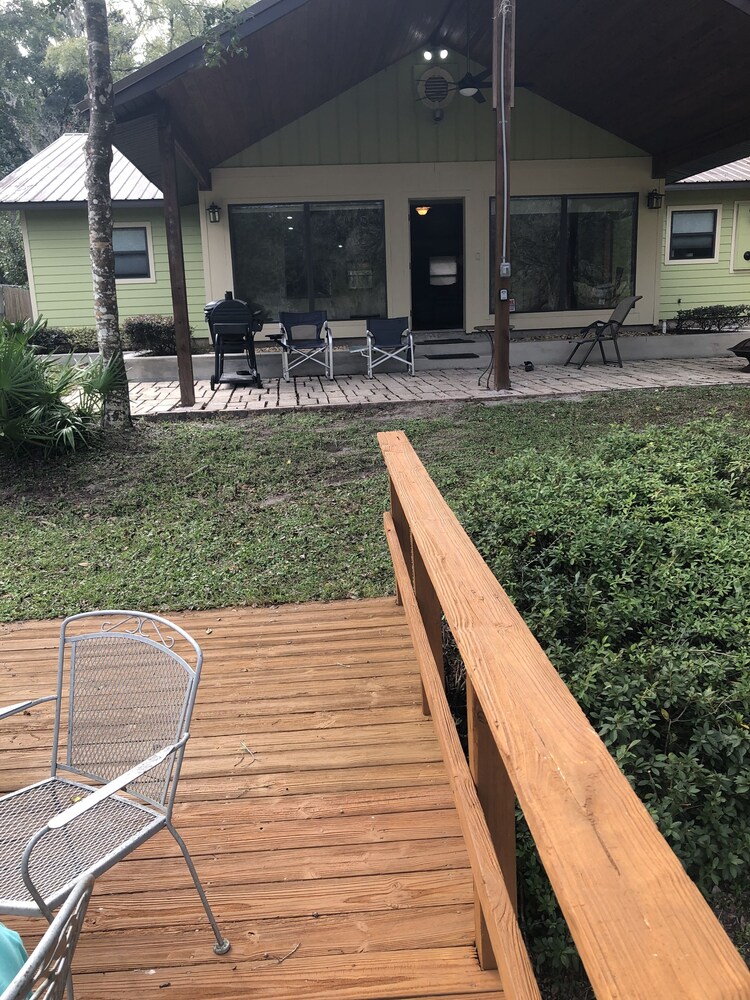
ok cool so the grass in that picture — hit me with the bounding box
[1,384,749,623]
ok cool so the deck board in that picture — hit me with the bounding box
[0,598,503,1000]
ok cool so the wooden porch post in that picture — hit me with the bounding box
[158,110,195,407]
[493,0,514,391]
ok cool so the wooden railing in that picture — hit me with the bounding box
[379,430,750,1000]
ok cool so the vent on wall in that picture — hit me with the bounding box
[417,67,457,110]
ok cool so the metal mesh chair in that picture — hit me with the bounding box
[0,612,229,958]
[563,295,642,369]
[365,318,414,378]
[277,311,334,381]
[1,875,93,1000]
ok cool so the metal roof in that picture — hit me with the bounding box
[0,133,163,208]
[676,156,750,184]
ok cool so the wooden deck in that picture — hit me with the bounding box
[0,598,504,1000]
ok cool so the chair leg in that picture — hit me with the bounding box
[577,338,599,370]
[167,822,231,955]
[281,350,290,382]
[612,334,623,368]
[598,338,607,365]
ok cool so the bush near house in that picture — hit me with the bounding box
[123,314,186,355]
[456,421,750,974]
[673,304,750,333]
[30,325,98,354]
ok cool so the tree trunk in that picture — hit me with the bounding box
[84,0,131,426]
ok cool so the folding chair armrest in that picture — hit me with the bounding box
[0,695,56,721]
[580,320,606,335]
[323,322,333,346]
[47,736,189,831]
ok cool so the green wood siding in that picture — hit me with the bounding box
[222,56,643,168]
[25,206,206,330]
[660,190,750,320]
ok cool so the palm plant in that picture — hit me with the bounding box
[0,318,127,456]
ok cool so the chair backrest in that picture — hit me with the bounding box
[279,311,328,342]
[206,299,250,344]
[608,295,642,329]
[367,317,409,347]
[52,612,202,810]
[1,875,93,1000]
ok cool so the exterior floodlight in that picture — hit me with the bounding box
[423,48,433,60]
[439,48,449,59]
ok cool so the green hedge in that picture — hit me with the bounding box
[456,421,750,973]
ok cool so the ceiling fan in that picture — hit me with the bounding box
[456,1,492,104]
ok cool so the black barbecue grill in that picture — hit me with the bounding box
[730,338,750,372]
[204,293,264,390]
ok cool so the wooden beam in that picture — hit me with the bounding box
[493,0,513,391]
[175,137,212,192]
[157,109,195,407]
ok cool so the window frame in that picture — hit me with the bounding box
[228,199,388,321]
[113,222,156,284]
[489,192,639,314]
[665,205,721,265]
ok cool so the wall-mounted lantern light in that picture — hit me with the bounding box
[415,206,431,216]
[207,202,221,224]
[647,189,664,210]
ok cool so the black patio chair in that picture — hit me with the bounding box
[277,311,334,381]
[365,318,414,378]
[205,296,263,391]
[564,295,642,369]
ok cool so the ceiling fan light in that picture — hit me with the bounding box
[459,84,479,97]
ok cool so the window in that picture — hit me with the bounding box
[668,208,719,262]
[229,201,387,321]
[490,194,638,312]
[113,226,152,280]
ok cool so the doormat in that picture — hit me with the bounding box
[424,352,479,360]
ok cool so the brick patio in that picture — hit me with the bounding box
[129,357,748,418]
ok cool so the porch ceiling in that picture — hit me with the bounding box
[110,0,750,192]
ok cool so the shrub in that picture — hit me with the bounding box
[29,325,98,354]
[673,304,750,333]
[455,421,750,973]
[123,314,183,355]
[0,319,125,456]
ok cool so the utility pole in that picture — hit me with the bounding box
[493,0,514,391]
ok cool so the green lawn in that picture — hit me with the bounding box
[1,384,748,623]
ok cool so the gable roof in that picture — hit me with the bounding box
[675,157,750,185]
[0,133,162,209]
[105,0,750,190]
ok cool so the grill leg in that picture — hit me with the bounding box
[167,822,231,955]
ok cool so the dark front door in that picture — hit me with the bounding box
[409,201,464,331]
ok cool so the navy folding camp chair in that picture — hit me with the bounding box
[564,295,641,369]
[365,318,414,378]
[277,311,334,381]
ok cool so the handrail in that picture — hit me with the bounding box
[379,430,750,1000]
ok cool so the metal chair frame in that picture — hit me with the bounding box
[0,612,230,964]
[1,875,93,1000]
[365,319,414,378]
[278,312,334,381]
[563,295,642,370]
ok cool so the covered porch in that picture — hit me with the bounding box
[104,0,750,404]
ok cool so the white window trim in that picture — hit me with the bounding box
[664,204,722,266]
[730,201,750,273]
[113,221,157,284]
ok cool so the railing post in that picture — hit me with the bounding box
[467,677,517,971]
[412,542,444,717]
[389,480,412,607]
